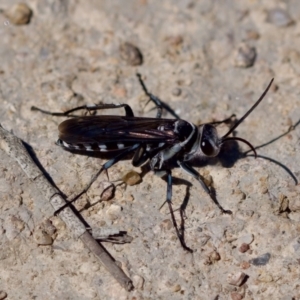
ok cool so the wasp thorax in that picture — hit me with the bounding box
[200,124,221,157]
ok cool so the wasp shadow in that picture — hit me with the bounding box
[22,141,92,227]
[188,117,299,185]
[23,141,62,192]
[184,138,241,169]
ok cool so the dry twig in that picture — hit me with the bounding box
[0,124,134,291]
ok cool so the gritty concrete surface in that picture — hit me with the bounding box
[0,1,300,299]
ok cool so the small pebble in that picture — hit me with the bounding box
[51,217,66,231]
[114,189,123,200]
[126,194,135,201]
[231,292,243,300]
[278,194,289,213]
[203,174,213,187]
[3,3,32,25]
[0,291,7,300]
[292,237,300,252]
[257,272,273,282]
[249,252,271,266]
[160,219,172,230]
[240,261,250,269]
[266,8,294,27]
[8,215,24,231]
[132,275,145,289]
[233,43,256,68]
[43,219,56,235]
[227,271,247,286]
[122,170,142,186]
[260,186,268,194]
[106,204,122,220]
[246,30,260,40]
[198,234,210,246]
[209,250,221,263]
[119,42,143,66]
[165,35,183,47]
[171,284,181,292]
[177,78,192,86]
[234,189,246,201]
[172,87,182,97]
[239,243,250,253]
[33,229,53,245]
[4,216,25,240]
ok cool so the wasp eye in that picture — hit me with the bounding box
[200,125,219,157]
[201,139,215,156]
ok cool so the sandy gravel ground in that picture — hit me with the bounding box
[0,1,300,299]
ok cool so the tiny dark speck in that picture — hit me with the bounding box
[249,253,271,266]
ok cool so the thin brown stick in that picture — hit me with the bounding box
[0,124,134,291]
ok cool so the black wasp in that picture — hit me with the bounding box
[32,74,274,252]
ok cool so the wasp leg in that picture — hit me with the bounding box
[164,170,193,252]
[207,114,236,126]
[54,143,140,215]
[137,73,180,119]
[177,161,232,215]
[132,144,168,167]
[132,144,147,167]
[132,144,193,253]
[31,103,135,117]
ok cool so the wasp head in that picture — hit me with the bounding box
[184,78,274,162]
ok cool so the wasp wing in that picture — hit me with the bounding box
[57,116,184,152]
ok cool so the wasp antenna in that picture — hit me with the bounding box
[222,136,257,158]
[222,78,274,139]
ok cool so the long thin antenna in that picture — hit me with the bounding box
[222,78,274,140]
